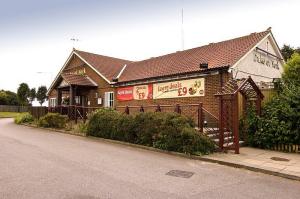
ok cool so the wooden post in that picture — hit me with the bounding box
[57,89,62,106]
[256,97,262,116]
[69,86,74,105]
[125,106,129,114]
[233,94,240,154]
[74,106,77,124]
[140,105,144,112]
[174,104,181,114]
[198,103,203,132]
[219,96,224,150]
[155,105,161,112]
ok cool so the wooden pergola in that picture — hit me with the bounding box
[215,76,264,154]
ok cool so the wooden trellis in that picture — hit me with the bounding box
[215,76,264,154]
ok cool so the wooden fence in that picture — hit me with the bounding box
[0,105,29,112]
[29,107,48,119]
[272,144,300,153]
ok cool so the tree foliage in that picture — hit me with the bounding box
[17,83,30,105]
[281,44,300,61]
[28,88,36,105]
[36,86,47,106]
[0,90,20,105]
[242,53,300,147]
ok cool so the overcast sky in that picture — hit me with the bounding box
[0,0,299,93]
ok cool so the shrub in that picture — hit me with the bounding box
[38,113,67,129]
[115,114,136,142]
[152,113,215,154]
[86,108,120,138]
[86,110,215,155]
[14,112,34,124]
[133,112,165,146]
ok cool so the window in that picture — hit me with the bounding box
[49,98,57,107]
[104,92,114,108]
[75,96,81,104]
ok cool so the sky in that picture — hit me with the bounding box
[0,0,299,93]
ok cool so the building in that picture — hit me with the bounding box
[47,28,284,117]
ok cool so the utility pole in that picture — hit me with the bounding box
[181,7,184,51]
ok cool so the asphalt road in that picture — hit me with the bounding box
[0,118,299,199]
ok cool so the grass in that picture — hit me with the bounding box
[0,112,21,118]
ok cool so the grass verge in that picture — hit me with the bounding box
[0,112,20,118]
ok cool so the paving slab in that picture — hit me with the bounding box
[203,147,300,180]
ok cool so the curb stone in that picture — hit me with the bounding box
[20,123,300,181]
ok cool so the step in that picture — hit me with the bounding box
[213,136,234,144]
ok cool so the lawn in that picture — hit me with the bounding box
[0,112,21,118]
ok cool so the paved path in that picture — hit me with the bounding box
[0,118,299,199]
[204,147,300,179]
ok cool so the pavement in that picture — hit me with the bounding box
[203,147,300,180]
[0,118,300,199]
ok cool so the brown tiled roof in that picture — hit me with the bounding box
[74,50,132,82]
[61,73,97,87]
[118,30,270,83]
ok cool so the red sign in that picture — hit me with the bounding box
[117,84,153,101]
[117,87,133,101]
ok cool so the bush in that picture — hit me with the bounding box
[14,113,34,124]
[115,114,136,142]
[241,53,300,148]
[86,109,215,155]
[86,108,120,138]
[152,113,214,154]
[133,112,165,146]
[38,113,67,129]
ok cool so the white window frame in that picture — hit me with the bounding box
[49,98,57,107]
[104,92,114,108]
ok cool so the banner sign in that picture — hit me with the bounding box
[153,78,205,99]
[117,84,153,101]
[117,87,134,101]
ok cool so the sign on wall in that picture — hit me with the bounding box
[117,84,153,101]
[153,78,205,99]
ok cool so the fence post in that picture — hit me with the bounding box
[140,105,144,112]
[83,107,87,123]
[155,105,161,112]
[219,97,224,150]
[125,106,129,114]
[233,94,240,154]
[198,103,203,132]
[174,104,181,114]
[74,106,77,124]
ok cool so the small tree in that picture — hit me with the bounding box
[17,83,30,106]
[0,90,8,105]
[28,88,36,105]
[36,86,47,106]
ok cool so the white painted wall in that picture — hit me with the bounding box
[232,35,284,83]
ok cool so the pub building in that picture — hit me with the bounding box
[47,27,284,118]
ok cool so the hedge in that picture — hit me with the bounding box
[38,113,67,129]
[86,109,215,155]
[14,112,34,124]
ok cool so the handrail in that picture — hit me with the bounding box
[202,107,219,121]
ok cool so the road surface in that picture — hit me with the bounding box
[0,118,299,199]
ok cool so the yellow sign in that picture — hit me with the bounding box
[153,78,205,99]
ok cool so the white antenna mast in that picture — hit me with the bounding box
[181,7,185,51]
[70,37,79,49]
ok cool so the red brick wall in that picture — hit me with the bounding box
[116,72,230,117]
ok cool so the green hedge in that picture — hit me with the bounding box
[38,113,67,129]
[87,109,215,155]
[14,113,34,124]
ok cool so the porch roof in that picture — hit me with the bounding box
[60,73,98,87]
